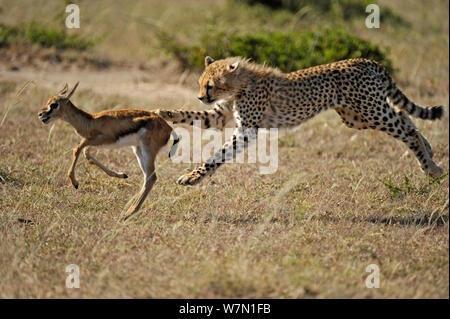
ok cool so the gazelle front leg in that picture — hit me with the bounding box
[83,147,128,179]
[177,127,258,186]
[68,139,88,189]
[123,144,157,220]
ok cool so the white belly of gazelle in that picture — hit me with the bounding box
[102,128,174,157]
[103,131,141,149]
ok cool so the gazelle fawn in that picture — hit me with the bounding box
[38,82,179,220]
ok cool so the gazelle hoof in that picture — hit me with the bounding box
[122,212,136,221]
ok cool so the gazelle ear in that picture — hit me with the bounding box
[205,56,215,67]
[227,61,240,73]
[66,81,79,99]
[59,83,69,96]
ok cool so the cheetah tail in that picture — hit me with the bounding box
[388,84,446,120]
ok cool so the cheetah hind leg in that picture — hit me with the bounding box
[388,99,435,159]
[335,106,442,178]
[369,105,443,178]
[397,111,434,159]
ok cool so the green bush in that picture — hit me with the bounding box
[237,0,360,15]
[159,28,394,73]
[22,21,93,50]
[0,21,93,50]
[0,23,20,47]
[236,0,408,24]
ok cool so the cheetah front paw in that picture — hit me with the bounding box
[177,171,204,186]
[155,109,174,121]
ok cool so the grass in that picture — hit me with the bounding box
[0,21,93,50]
[0,0,448,298]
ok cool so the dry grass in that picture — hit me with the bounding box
[0,0,448,298]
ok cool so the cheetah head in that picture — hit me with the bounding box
[197,56,242,105]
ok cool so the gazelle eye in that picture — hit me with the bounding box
[50,102,59,109]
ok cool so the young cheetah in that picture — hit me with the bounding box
[157,56,446,185]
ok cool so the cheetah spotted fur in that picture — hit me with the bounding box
[157,56,446,185]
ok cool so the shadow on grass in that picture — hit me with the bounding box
[363,213,449,227]
[311,211,449,227]
[0,169,23,187]
[201,214,263,225]
[201,209,448,228]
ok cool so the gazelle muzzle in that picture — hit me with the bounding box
[38,110,52,124]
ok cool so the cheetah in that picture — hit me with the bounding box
[157,56,446,185]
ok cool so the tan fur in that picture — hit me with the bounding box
[38,82,174,220]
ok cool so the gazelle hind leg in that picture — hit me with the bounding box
[123,143,157,220]
[83,147,128,178]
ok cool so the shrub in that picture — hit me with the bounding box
[236,0,408,24]
[158,28,394,73]
[0,23,19,47]
[22,21,93,50]
[237,0,352,14]
[0,21,93,50]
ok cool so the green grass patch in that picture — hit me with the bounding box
[378,172,449,199]
[0,21,93,50]
[0,23,20,47]
[157,28,393,73]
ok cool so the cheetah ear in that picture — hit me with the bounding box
[227,61,240,73]
[205,56,215,67]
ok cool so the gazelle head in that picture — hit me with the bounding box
[38,82,79,124]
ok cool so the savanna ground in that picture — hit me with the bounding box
[0,0,448,298]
